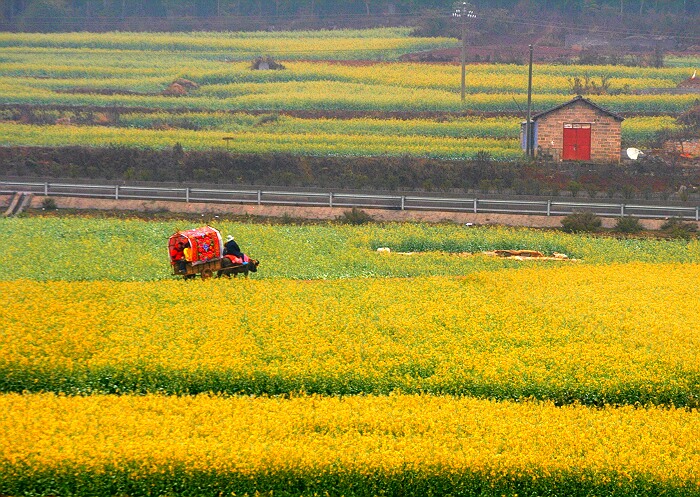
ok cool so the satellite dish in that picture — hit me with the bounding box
[626,147,644,160]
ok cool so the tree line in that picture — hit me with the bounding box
[2,0,698,32]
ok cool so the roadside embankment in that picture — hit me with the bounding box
[4,194,694,231]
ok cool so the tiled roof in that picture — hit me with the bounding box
[532,95,624,122]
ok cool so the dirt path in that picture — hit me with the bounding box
[3,194,690,231]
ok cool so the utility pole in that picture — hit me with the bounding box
[453,2,476,103]
[526,44,534,158]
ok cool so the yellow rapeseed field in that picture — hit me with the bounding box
[2,263,699,405]
[1,393,699,494]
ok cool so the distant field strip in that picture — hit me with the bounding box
[0,28,458,60]
[1,219,699,281]
[2,264,699,405]
[1,393,699,496]
[0,115,678,156]
[1,74,695,113]
[0,122,522,159]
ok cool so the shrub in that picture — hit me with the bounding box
[41,197,57,210]
[338,207,373,225]
[567,181,582,198]
[614,216,643,233]
[256,113,280,126]
[561,211,602,233]
[660,218,697,239]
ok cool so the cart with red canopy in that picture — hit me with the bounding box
[168,225,224,279]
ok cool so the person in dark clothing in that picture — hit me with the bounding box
[224,235,244,259]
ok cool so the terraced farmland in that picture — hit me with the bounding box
[0,29,695,159]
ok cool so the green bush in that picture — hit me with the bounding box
[614,216,643,233]
[660,218,698,239]
[338,207,373,225]
[561,211,602,233]
[41,197,57,210]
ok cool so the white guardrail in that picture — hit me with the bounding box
[1,180,699,221]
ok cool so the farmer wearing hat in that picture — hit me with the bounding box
[223,234,244,260]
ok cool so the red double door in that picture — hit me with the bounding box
[562,123,591,160]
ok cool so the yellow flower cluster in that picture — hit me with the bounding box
[1,393,699,486]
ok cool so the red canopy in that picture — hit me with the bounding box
[168,226,223,266]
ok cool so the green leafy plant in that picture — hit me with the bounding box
[614,216,643,234]
[660,218,697,239]
[338,207,373,225]
[41,197,57,210]
[561,211,602,233]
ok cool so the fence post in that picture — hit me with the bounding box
[44,182,49,196]
[696,206,699,222]
[401,196,405,211]
[473,198,478,214]
[547,199,551,216]
[329,192,333,208]
[185,187,190,203]
[257,190,262,206]
[620,204,625,217]
[115,185,119,200]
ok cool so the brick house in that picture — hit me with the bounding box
[521,95,624,163]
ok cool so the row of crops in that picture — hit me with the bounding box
[0,114,680,159]
[1,216,699,495]
[0,28,459,60]
[2,72,696,113]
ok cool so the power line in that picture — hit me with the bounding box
[4,10,699,43]
[473,12,700,42]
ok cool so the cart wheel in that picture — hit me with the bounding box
[201,268,213,280]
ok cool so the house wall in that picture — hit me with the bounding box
[535,100,622,163]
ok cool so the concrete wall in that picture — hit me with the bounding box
[535,100,622,163]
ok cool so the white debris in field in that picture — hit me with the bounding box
[378,248,578,261]
[482,250,577,261]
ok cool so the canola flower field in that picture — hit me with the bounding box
[1,216,700,495]
[3,264,700,405]
[0,115,678,159]
[0,29,696,160]
[2,393,700,497]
